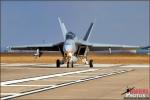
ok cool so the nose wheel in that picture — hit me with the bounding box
[67,61,74,68]
[71,61,74,68]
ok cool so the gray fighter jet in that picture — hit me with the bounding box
[10,17,139,68]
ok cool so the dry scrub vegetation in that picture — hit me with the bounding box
[1,52,149,64]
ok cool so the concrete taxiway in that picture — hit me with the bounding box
[0,63,149,100]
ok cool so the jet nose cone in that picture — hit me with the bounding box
[64,45,73,52]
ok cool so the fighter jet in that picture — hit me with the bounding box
[10,17,139,68]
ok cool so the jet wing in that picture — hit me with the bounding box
[77,40,140,51]
[89,43,140,51]
[10,42,64,52]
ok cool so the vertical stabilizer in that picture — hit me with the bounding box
[83,22,94,41]
[58,17,68,40]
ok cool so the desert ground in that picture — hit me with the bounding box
[1,52,149,64]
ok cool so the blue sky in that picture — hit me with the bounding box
[1,1,149,50]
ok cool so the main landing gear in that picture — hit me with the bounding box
[56,59,74,68]
[89,59,93,68]
[56,59,60,68]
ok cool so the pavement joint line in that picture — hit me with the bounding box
[1,63,122,67]
[120,64,149,68]
[1,69,134,100]
[1,63,40,67]
[1,69,98,86]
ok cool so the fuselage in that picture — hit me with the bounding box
[63,32,77,58]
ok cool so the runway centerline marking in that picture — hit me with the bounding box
[1,69,98,86]
[1,93,20,96]
[1,69,134,100]
[2,84,56,87]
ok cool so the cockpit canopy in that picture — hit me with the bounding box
[66,32,76,39]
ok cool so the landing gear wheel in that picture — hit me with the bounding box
[56,59,60,68]
[71,61,74,68]
[89,59,93,68]
[67,62,69,68]
[67,62,73,68]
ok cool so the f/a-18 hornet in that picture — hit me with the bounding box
[10,17,139,68]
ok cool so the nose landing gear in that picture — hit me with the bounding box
[67,61,74,68]
[56,58,93,68]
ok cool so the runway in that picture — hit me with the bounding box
[1,63,149,100]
